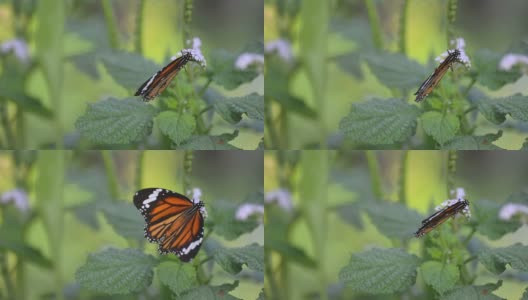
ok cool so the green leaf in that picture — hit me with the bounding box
[157,261,197,296]
[440,280,504,300]
[421,111,460,145]
[175,131,241,150]
[336,202,364,230]
[442,131,504,150]
[421,261,459,295]
[364,52,427,89]
[339,98,421,145]
[75,248,158,294]
[364,201,423,240]
[339,248,419,294]
[257,289,264,300]
[209,199,260,240]
[478,243,528,274]
[100,51,160,90]
[473,199,522,240]
[214,93,264,124]
[156,111,196,145]
[522,138,528,151]
[0,238,53,269]
[336,52,364,79]
[181,281,241,300]
[474,48,522,90]
[210,242,264,275]
[99,201,144,239]
[70,202,99,230]
[76,98,159,144]
[264,238,317,268]
[477,94,528,125]
[209,49,259,90]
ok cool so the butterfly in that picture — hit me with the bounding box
[135,50,196,101]
[133,188,207,262]
[415,198,470,237]
[414,49,463,102]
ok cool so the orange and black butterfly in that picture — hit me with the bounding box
[415,199,469,237]
[133,188,206,262]
[134,51,194,101]
[414,49,462,102]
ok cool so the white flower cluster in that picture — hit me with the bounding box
[235,203,264,221]
[0,38,29,64]
[265,188,293,212]
[498,54,528,71]
[188,187,207,218]
[0,188,29,213]
[175,37,206,68]
[436,37,471,68]
[499,203,528,221]
[435,187,471,218]
[265,39,293,63]
[235,53,264,70]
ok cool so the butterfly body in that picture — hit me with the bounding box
[415,198,469,237]
[133,188,206,262]
[415,49,462,102]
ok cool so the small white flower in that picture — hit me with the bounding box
[188,187,207,218]
[265,188,292,212]
[436,37,470,68]
[498,54,528,71]
[265,39,293,63]
[450,187,466,200]
[436,187,471,218]
[234,53,264,70]
[235,203,264,221]
[0,38,30,64]
[1,188,30,213]
[174,37,206,68]
[499,203,528,221]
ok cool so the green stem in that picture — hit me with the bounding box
[462,77,477,97]
[0,253,15,300]
[183,0,193,44]
[398,151,408,204]
[398,0,409,54]
[135,0,146,54]
[446,151,457,199]
[366,151,383,200]
[101,151,119,200]
[101,0,119,49]
[0,101,15,149]
[365,0,383,50]
[183,151,193,193]
[135,150,145,190]
[278,107,288,149]
[197,77,213,97]
[446,0,458,43]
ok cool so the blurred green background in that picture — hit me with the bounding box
[264,0,528,149]
[264,150,528,299]
[0,0,263,149]
[0,150,263,299]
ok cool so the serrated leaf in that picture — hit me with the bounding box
[364,52,427,89]
[99,201,144,239]
[209,199,260,240]
[339,99,421,145]
[214,93,264,124]
[76,98,158,144]
[421,111,460,145]
[211,242,264,275]
[421,261,459,295]
[339,248,419,294]
[440,280,504,300]
[477,94,528,125]
[209,49,259,90]
[180,281,241,300]
[442,131,504,150]
[157,261,197,296]
[156,111,196,145]
[100,51,160,90]
[175,131,241,150]
[364,201,423,239]
[474,48,522,90]
[478,244,528,275]
[75,248,158,294]
[473,199,522,240]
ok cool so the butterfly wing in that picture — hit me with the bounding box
[133,188,205,262]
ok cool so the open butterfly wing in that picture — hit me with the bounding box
[133,188,205,262]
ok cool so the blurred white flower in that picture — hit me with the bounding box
[265,188,292,212]
[1,188,29,213]
[436,37,470,68]
[188,187,207,218]
[0,38,30,64]
[499,203,528,221]
[450,187,466,200]
[265,39,293,63]
[174,37,206,68]
[235,53,264,70]
[498,54,528,71]
[235,203,264,221]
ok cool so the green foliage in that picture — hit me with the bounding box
[478,244,528,274]
[472,199,522,240]
[99,201,144,239]
[214,93,264,125]
[100,51,160,89]
[209,198,261,240]
[76,98,159,144]
[440,280,504,300]
[421,111,460,145]
[421,261,459,295]
[175,131,241,150]
[157,261,197,296]
[75,248,158,294]
[339,248,420,294]
[364,52,427,89]
[208,241,264,275]
[364,201,423,239]
[473,49,522,90]
[339,99,421,145]
[179,281,242,300]
[156,111,196,145]
[208,49,259,90]
[442,131,504,150]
